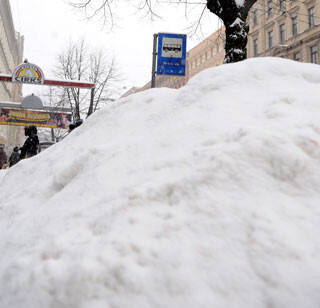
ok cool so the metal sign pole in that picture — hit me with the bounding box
[151,34,158,88]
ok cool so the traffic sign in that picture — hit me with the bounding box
[157,33,187,76]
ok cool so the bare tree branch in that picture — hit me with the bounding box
[53,37,121,119]
[68,0,259,63]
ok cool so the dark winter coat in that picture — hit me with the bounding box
[20,134,39,159]
[9,151,20,167]
[0,148,7,169]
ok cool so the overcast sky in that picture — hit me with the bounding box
[9,0,220,95]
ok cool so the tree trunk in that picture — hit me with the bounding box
[224,17,249,63]
[207,0,256,63]
[87,88,95,117]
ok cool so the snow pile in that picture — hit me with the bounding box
[1,58,320,308]
[235,0,245,8]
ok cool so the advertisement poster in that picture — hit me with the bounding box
[0,108,72,129]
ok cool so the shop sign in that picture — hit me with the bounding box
[12,62,45,84]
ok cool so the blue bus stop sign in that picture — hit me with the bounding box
[157,33,187,76]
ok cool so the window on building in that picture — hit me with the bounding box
[253,10,258,26]
[310,45,318,64]
[292,16,298,36]
[211,47,214,57]
[253,38,258,56]
[268,30,274,49]
[293,51,301,61]
[279,23,286,43]
[267,1,273,17]
[308,7,315,28]
[206,51,209,60]
[216,44,219,53]
[279,0,285,11]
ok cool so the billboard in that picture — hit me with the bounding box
[0,108,72,129]
[157,33,187,76]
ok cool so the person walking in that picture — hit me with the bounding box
[0,144,7,169]
[20,125,39,160]
[8,146,20,167]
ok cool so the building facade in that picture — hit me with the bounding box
[186,28,225,81]
[247,0,320,62]
[0,0,24,149]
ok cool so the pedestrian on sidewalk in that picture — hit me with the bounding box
[9,146,20,167]
[20,126,39,160]
[0,144,7,169]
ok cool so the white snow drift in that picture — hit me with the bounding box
[1,58,320,308]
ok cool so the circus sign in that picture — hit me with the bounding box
[12,62,45,84]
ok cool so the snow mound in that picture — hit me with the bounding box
[1,58,320,308]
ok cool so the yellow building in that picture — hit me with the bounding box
[0,0,24,149]
[247,0,320,62]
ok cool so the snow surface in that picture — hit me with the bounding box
[1,58,320,308]
[235,0,245,8]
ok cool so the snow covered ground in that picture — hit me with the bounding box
[0,57,320,308]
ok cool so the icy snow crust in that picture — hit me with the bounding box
[1,58,320,308]
[235,0,245,8]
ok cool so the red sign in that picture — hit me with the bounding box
[0,108,72,129]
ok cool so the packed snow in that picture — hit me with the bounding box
[1,58,320,308]
[235,0,245,8]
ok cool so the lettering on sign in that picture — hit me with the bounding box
[12,63,45,84]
